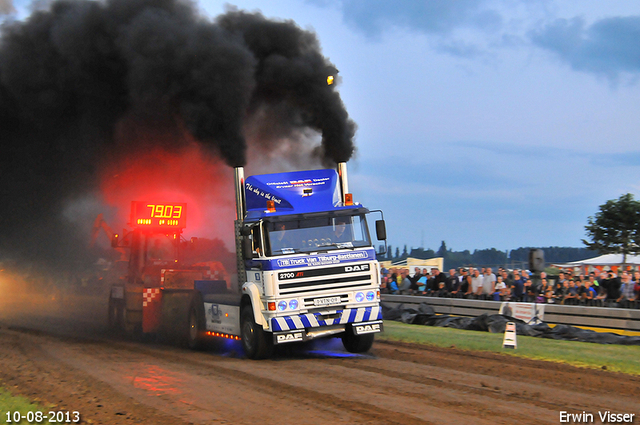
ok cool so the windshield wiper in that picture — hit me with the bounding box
[303,243,357,252]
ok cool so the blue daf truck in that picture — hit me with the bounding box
[222,162,387,358]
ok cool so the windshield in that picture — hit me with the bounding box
[145,235,175,263]
[267,215,371,255]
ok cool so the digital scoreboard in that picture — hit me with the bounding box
[130,202,187,229]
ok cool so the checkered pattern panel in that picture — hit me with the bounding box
[204,270,221,279]
[143,288,161,307]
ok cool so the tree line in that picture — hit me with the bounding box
[379,192,640,270]
[379,241,596,271]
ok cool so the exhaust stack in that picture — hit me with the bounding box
[338,162,349,205]
[234,167,246,220]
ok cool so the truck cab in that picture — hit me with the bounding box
[233,164,386,358]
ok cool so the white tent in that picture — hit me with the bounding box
[552,253,640,271]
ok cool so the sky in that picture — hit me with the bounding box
[4,0,640,254]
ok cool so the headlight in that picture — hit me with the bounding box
[289,299,299,310]
[355,292,365,302]
[277,300,287,311]
[366,291,375,301]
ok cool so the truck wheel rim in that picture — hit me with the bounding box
[242,321,255,352]
[189,310,198,341]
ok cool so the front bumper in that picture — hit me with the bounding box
[271,305,382,331]
[270,306,383,344]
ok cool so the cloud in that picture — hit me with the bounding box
[592,151,640,167]
[530,16,640,82]
[435,39,484,58]
[309,0,502,58]
[338,0,501,37]
[453,140,640,169]
[451,140,562,159]
[0,0,15,15]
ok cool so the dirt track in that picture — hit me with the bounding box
[0,292,638,425]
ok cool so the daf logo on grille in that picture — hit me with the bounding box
[345,264,369,272]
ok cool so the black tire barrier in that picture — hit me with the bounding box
[382,302,640,346]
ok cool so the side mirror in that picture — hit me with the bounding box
[242,237,253,260]
[240,226,252,237]
[112,229,130,247]
[375,220,387,241]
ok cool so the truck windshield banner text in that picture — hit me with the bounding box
[262,248,376,270]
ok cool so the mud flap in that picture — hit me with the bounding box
[351,320,384,335]
[273,330,306,345]
[142,288,163,333]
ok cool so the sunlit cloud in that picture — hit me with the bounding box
[530,16,640,83]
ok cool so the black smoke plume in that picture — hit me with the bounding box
[0,0,356,266]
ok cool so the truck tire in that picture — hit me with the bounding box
[158,291,186,345]
[241,307,272,360]
[341,326,375,353]
[187,295,205,350]
[123,309,142,337]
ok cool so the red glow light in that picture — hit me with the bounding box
[206,331,241,340]
[99,142,236,241]
[126,365,182,396]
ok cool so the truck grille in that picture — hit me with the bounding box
[277,262,374,297]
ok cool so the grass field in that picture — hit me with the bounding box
[0,387,46,424]
[378,321,640,375]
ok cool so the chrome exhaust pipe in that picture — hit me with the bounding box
[234,167,245,220]
[337,162,348,205]
[306,325,346,340]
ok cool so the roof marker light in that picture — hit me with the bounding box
[267,200,276,213]
[345,193,353,206]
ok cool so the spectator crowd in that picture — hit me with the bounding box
[380,266,639,309]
